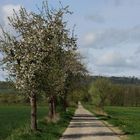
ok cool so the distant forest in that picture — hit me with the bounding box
[0,76,140,93]
[0,76,140,106]
[91,76,140,85]
[78,76,140,86]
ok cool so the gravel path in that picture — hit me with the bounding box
[60,103,121,140]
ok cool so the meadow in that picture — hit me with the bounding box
[85,104,140,140]
[105,106,140,140]
[0,105,75,140]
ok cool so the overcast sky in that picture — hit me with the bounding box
[0,0,140,80]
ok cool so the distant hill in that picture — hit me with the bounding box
[83,75,140,85]
[93,76,140,84]
[108,76,140,85]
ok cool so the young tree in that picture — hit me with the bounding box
[0,8,43,130]
[61,58,87,111]
[36,3,87,116]
[35,3,78,119]
[89,77,112,110]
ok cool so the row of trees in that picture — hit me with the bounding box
[109,84,140,107]
[88,77,140,109]
[0,2,86,130]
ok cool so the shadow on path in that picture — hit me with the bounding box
[61,132,125,139]
[69,123,114,128]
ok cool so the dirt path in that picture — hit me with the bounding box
[60,103,122,140]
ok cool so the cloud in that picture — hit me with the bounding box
[87,55,140,77]
[81,33,96,46]
[96,51,135,68]
[81,26,140,49]
[105,0,140,7]
[84,49,140,76]
[107,0,123,7]
[114,0,122,6]
[85,14,105,23]
[135,46,140,54]
[0,4,21,36]
[80,0,140,77]
[1,4,21,26]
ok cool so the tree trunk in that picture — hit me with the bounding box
[99,98,105,110]
[48,95,56,119]
[63,95,67,112]
[30,93,37,131]
[52,97,56,116]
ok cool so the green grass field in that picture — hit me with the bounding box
[0,105,75,140]
[105,106,140,140]
[85,104,140,140]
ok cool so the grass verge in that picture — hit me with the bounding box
[0,105,48,140]
[0,105,75,140]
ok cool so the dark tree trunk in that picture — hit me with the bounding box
[52,97,56,116]
[48,95,56,119]
[48,100,52,118]
[30,93,37,131]
[63,94,68,112]
[99,98,105,110]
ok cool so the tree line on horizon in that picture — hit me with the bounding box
[86,77,140,109]
[0,76,140,107]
